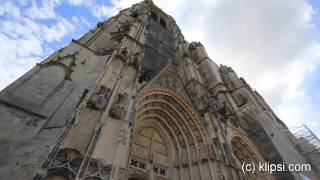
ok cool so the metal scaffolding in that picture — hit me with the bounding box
[291,125,320,172]
[291,125,320,155]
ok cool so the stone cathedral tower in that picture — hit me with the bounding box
[0,0,318,180]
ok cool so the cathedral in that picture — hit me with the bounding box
[0,0,319,179]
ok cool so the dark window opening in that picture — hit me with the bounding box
[138,162,146,169]
[160,18,166,28]
[130,159,138,166]
[151,12,157,21]
[130,13,138,18]
[120,25,131,32]
[160,168,166,176]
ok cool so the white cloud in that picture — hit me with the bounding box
[68,0,89,6]
[0,33,41,88]
[0,0,78,89]
[72,16,91,28]
[43,17,76,42]
[0,1,21,18]
[277,91,320,128]
[66,0,142,19]
[14,0,30,6]
[91,5,114,18]
[25,0,62,19]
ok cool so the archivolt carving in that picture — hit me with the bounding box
[190,145,198,164]
[231,136,260,164]
[199,143,208,162]
[180,149,189,167]
[136,96,204,146]
[230,135,272,179]
[206,144,215,160]
[129,86,216,179]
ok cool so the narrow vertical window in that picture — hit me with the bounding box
[160,18,166,28]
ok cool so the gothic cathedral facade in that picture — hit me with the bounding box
[0,0,318,180]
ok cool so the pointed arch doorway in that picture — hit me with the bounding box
[127,85,215,180]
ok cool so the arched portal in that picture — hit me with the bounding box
[128,86,215,180]
[231,136,273,180]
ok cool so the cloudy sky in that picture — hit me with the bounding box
[0,0,319,137]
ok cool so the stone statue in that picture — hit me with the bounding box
[146,160,155,180]
[109,93,128,120]
[87,86,111,111]
[180,41,191,59]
